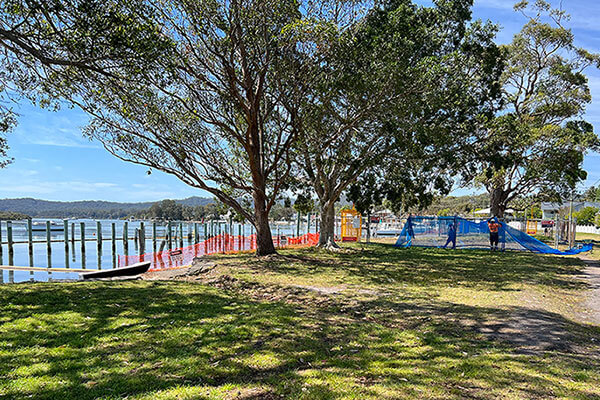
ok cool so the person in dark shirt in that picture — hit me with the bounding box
[443,222,457,249]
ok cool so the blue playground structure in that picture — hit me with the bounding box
[394,216,592,255]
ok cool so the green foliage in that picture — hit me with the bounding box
[0,211,29,220]
[292,193,314,215]
[582,186,600,202]
[573,206,599,225]
[595,213,600,228]
[302,0,503,242]
[466,0,600,216]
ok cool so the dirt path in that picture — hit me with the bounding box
[576,258,600,325]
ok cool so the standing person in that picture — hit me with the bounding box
[487,216,501,251]
[443,222,457,249]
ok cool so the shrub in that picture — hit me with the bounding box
[574,206,599,225]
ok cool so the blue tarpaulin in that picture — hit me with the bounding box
[394,216,592,255]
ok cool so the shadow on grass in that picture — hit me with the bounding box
[235,243,588,292]
[0,280,599,399]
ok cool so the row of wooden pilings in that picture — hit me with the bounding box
[0,213,316,271]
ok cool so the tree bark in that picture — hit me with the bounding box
[317,201,339,248]
[252,191,276,256]
[490,187,509,218]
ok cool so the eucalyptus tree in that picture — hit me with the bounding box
[297,0,503,247]
[0,0,310,255]
[464,0,600,218]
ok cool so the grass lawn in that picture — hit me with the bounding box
[1,244,599,399]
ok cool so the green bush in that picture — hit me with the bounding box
[573,206,599,225]
[595,212,600,228]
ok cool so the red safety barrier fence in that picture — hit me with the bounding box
[119,232,320,271]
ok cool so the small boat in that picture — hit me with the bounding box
[80,261,151,280]
[31,222,64,232]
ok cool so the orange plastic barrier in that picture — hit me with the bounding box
[119,232,320,271]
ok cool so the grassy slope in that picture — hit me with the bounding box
[1,244,599,399]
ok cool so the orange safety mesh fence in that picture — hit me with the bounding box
[119,232,320,271]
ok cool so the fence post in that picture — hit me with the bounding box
[123,221,129,256]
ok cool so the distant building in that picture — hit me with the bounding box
[541,201,600,220]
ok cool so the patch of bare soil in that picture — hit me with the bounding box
[575,258,600,325]
[473,309,579,355]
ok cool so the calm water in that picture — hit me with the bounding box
[0,219,306,283]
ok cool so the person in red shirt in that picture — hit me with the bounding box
[487,217,501,251]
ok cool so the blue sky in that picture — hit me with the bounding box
[1,0,599,202]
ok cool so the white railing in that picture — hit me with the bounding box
[576,225,600,234]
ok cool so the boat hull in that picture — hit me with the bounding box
[80,261,151,280]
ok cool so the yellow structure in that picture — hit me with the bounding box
[526,220,538,235]
[341,207,362,242]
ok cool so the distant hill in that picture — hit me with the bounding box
[0,197,214,218]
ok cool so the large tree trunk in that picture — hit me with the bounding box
[253,191,276,256]
[317,201,339,249]
[490,187,509,218]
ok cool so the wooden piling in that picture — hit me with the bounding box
[123,221,129,256]
[46,221,52,268]
[7,221,14,264]
[80,222,86,269]
[111,222,116,269]
[7,221,13,283]
[139,222,145,255]
[96,221,102,248]
[63,220,69,268]
[167,221,172,249]
[179,222,184,248]
[71,222,75,246]
[27,219,34,270]
[152,222,157,252]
